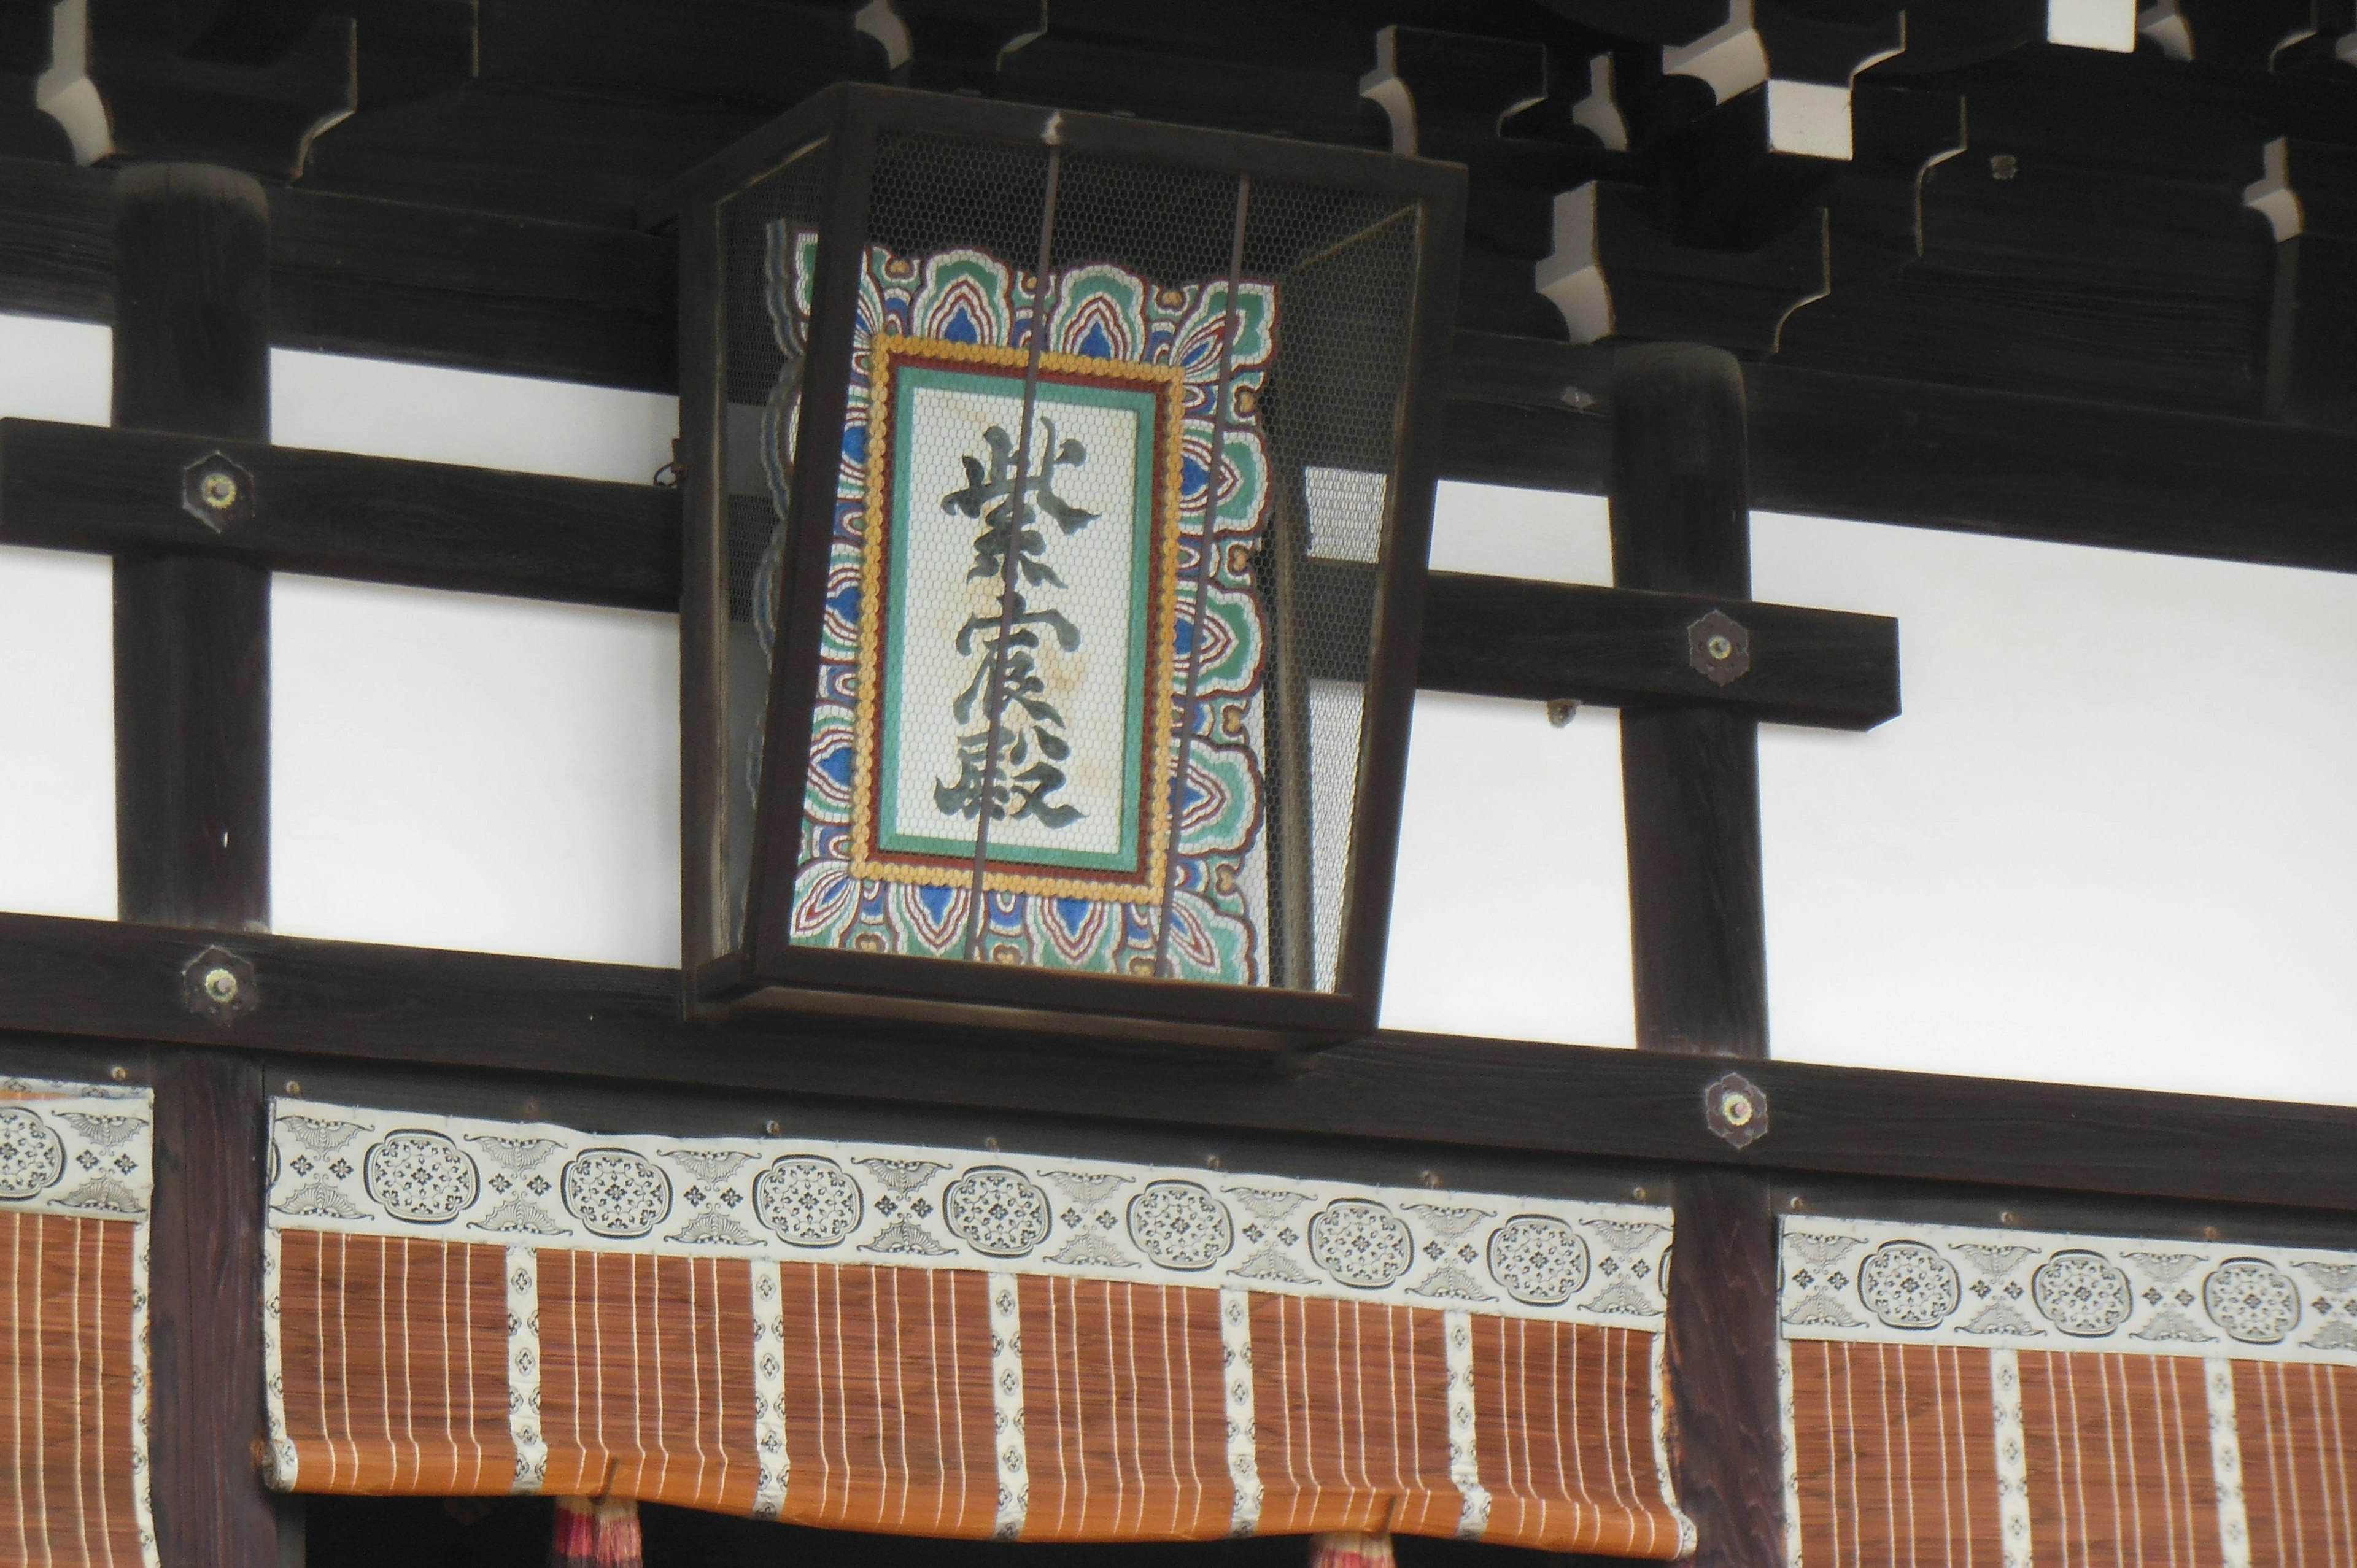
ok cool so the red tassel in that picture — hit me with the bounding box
[1308,1531,1396,1568]
[593,1497,643,1568]
[549,1496,597,1568]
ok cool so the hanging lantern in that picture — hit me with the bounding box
[662,85,1465,1045]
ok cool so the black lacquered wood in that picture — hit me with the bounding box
[1667,1170,1784,1566]
[111,163,271,936]
[1,418,679,609]
[1613,345,1768,1060]
[1406,571,1898,730]
[0,420,1895,730]
[8,155,2357,576]
[1613,342,1781,1568]
[5,911,2357,1214]
[109,160,284,1568]
[146,1051,278,1567]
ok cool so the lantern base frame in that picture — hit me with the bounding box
[695,943,1371,1051]
[722,981,1333,1054]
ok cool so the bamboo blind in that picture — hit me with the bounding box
[263,1099,1692,1556]
[1781,1216,2357,1567]
[0,1079,156,1568]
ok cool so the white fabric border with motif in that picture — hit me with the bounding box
[264,1099,1671,1329]
[0,1081,158,1568]
[1219,1287,1261,1536]
[2205,1356,2252,1568]
[0,1088,155,1221]
[1778,1215,2357,1365]
[505,1245,546,1492]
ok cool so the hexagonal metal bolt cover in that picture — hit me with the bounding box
[181,946,258,1025]
[1687,608,1752,686]
[181,451,255,533]
[1704,1070,1769,1149]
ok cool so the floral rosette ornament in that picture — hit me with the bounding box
[756,222,1275,984]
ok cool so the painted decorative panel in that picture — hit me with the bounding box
[776,234,1274,982]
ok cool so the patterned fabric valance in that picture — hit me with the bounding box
[1779,1215,2357,1567]
[262,1099,1692,1558]
[0,1077,157,1568]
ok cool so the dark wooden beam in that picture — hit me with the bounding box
[1612,344,1770,1060]
[1,910,2353,1213]
[1449,334,2357,578]
[271,184,678,394]
[1610,343,1779,1568]
[1744,363,2357,574]
[0,417,681,610]
[1414,573,1898,728]
[109,161,285,1568]
[112,166,272,931]
[1,156,2353,575]
[0,417,1899,727]
[147,1052,279,1567]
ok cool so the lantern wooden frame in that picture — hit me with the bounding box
[662,85,1467,1046]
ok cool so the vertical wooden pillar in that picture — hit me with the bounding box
[112,163,285,1568]
[114,164,271,930]
[1610,343,1780,1566]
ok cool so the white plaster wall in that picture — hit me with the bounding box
[0,314,115,920]
[269,349,678,484]
[6,314,2356,1105]
[1753,512,2357,1105]
[265,351,684,966]
[271,575,679,966]
[1379,481,1635,1047]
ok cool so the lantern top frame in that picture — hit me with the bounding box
[661,83,1468,1050]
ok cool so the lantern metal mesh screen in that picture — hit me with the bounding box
[711,139,835,957]
[676,88,1460,1036]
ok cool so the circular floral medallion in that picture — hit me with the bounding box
[363,1130,477,1224]
[1127,1181,1233,1270]
[0,1108,64,1200]
[754,1156,863,1247]
[943,1166,1052,1257]
[1308,1199,1414,1289]
[2032,1249,2134,1337]
[561,1148,671,1238]
[2204,1259,2301,1344]
[1858,1241,1962,1329]
[1487,1215,1590,1305]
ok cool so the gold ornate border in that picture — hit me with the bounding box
[848,333,1186,905]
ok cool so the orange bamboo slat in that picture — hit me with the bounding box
[263,1097,1688,1555]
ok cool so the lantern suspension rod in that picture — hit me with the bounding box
[1153,173,1253,979]
[961,135,1066,961]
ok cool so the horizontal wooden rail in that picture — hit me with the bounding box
[0,417,678,607]
[0,910,2347,1214]
[1413,571,1898,729]
[0,416,1900,727]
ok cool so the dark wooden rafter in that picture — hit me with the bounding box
[0,0,2350,568]
[0,156,2338,575]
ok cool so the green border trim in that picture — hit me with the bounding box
[875,363,1160,873]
